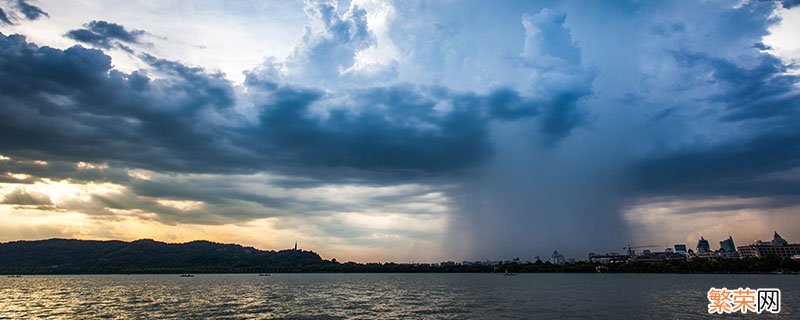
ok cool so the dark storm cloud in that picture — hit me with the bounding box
[626,0,799,209]
[634,131,800,198]
[480,88,590,143]
[240,79,489,174]
[65,20,145,49]
[15,0,47,20]
[0,32,588,182]
[0,46,244,179]
[672,52,800,122]
[632,51,800,203]
[238,72,590,175]
[446,0,798,259]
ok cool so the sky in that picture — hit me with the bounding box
[0,0,799,262]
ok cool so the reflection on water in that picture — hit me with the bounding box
[1,273,798,319]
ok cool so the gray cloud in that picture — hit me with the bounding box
[1,155,450,230]
[633,131,800,199]
[15,0,47,21]
[672,52,800,122]
[66,20,145,49]
[782,0,800,9]
[0,0,48,25]
[0,7,11,24]
[2,187,52,206]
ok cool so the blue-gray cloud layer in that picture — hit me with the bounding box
[0,30,588,179]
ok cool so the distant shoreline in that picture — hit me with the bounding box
[2,238,799,275]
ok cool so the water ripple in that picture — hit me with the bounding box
[1,274,798,319]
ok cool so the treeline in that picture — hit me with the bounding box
[499,256,800,274]
[2,239,799,274]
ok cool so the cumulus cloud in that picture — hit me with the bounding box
[521,9,581,68]
[0,33,239,174]
[255,0,397,87]
[517,8,594,142]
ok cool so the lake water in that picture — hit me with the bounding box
[1,273,798,319]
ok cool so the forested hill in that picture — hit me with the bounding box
[0,238,329,274]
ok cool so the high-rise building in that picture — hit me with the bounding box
[719,234,739,258]
[550,250,566,265]
[720,235,736,252]
[697,236,710,253]
[771,231,789,246]
[674,244,687,254]
[738,231,800,258]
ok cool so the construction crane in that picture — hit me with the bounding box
[623,244,657,256]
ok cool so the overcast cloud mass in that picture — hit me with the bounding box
[0,0,799,262]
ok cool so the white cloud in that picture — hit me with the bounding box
[252,0,399,88]
[764,5,800,72]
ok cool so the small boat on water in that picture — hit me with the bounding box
[6,275,22,278]
[258,273,270,277]
[179,274,195,277]
[596,266,608,273]
[503,269,516,276]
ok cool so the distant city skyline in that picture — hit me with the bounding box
[1,0,800,262]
